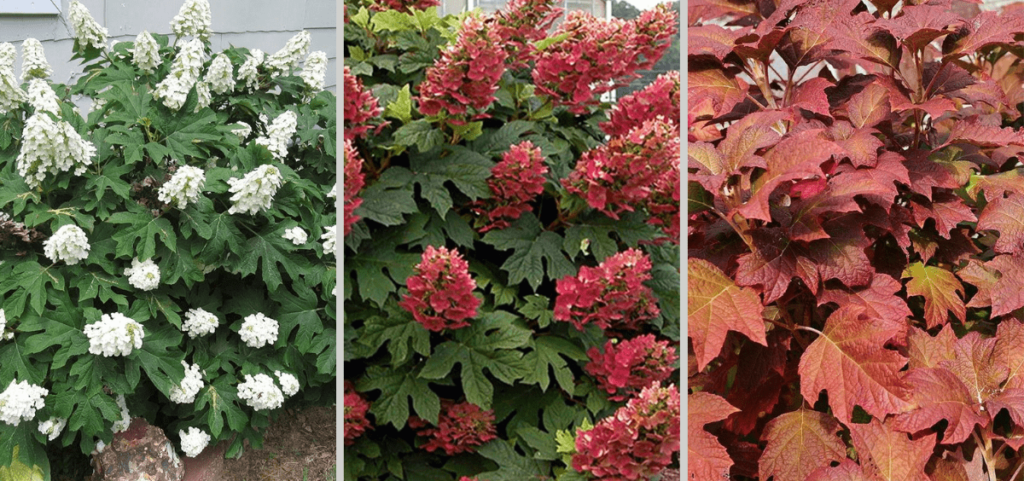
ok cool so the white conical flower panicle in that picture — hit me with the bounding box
[266,31,310,77]
[171,0,212,40]
[282,226,307,245]
[68,1,108,51]
[327,184,337,199]
[238,49,263,92]
[26,79,59,114]
[231,122,251,141]
[182,308,219,338]
[254,110,297,160]
[0,43,14,70]
[179,427,210,457]
[236,373,284,411]
[275,371,299,397]
[0,43,25,114]
[154,38,206,111]
[169,361,204,404]
[158,165,206,209]
[239,312,278,348]
[0,380,48,427]
[38,417,66,441]
[132,31,161,74]
[300,51,328,101]
[43,224,91,265]
[21,38,52,81]
[206,53,234,94]
[124,258,161,291]
[227,164,285,215]
[195,80,211,110]
[0,308,10,342]
[85,312,144,357]
[112,394,130,432]
[16,112,96,188]
[321,225,336,258]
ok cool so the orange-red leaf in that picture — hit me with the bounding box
[957,255,1024,319]
[846,83,891,129]
[808,460,881,481]
[892,367,988,445]
[688,258,768,371]
[758,409,847,481]
[909,192,977,240]
[688,392,739,481]
[849,417,936,481]
[977,193,1024,254]
[906,325,956,370]
[735,228,821,304]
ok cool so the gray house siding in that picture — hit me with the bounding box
[0,0,336,91]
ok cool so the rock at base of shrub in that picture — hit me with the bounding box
[92,417,184,481]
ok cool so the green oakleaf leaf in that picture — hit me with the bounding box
[481,213,575,291]
[356,365,440,428]
[521,336,587,394]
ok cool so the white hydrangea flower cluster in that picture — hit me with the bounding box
[238,49,263,92]
[158,165,206,209]
[0,309,12,342]
[0,43,26,115]
[227,164,284,215]
[275,371,299,397]
[321,225,336,258]
[26,78,59,114]
[16,112,97,188]
[179,427,210,457]
[132,31,161,74]
[300,51,328,101]
[266,31,310,77]
[195,80,211,111]
[231,122,251,141]
[38,416,67,441]
[239,312,278,348]
[0,380,48,427]
[124,258,161,291]
[43,224,91,265]
[169,361,204,404]
[112,394,131,433]
[254,110,297,160]
[206,53,234,94]
[182,307,219,338]
[282,226,307,245]
[171,0,212,41]
[154,38,206,111]
[85,313,144,357]
[327,184,336,199]
[68,1,108,51]
[236,373,284,411]
[20,38,52,81]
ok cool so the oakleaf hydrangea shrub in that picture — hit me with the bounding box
[343,0,679,479]
[0,0,336,474]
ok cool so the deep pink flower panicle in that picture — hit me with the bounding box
[487,0,563,70]
[343,140,365,237]
[399,246,481,331]
[553,248,659,334]
[585,334,679,401]
[416,16,508,119]
[471,141,548,232]
[344,380,372,445]
[601,71,680,138]
[409,400,497,455]
[343,66,382,141]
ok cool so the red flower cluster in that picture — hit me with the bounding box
[398,246,480,331]
[531,5,677,113]
[471,141,548,232]
[416,16,507,120]
[343,140,365,237]
[344,381,372,445]
[372,0,440,12]
[553,248,659,333]
[343,66,381,141]
[408,400,497,455]
[645,163,680,244]
[600,71,680,138]
[485,0,563,70]
[585,334,678,401]
[572,383,680,480]
[562,117,679,220]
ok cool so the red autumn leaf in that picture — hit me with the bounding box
[722,330,792,435]
[940,331,1007,408]
[807,460,881,481]
[957,254,1024,318]
[829,150,909,207]
[902,262,966,328]
[689,24,751,60]
[876,4,963,52]
[909,192,978,240]
[808,220,874,288]
[941,117,1024,149]
[942,10,1024,60]
[994,318,1024,388]
[976,193,1024,254]
[798,306,912,423]
[758,409,848,481]
[830,123,884,168]
[903,148,974,201]
[965,168,1024,201]
[688,141,730,194]
[827,12,901,70]
[688,66,748,119]
[780,0,861,67]
[986,388,1024,429]
[688,0,757,23]
[928,448,986,481]
[906,325,956,370]
[848,417,936,481]
[923,63,976,99]
[688,258,768,371]
[818,274,912,338]
[688,391,739,481]
[892,367,988,445]
[718,110,793,172]
[845,83,890,129]
[790,77,834,118]
[735,227,821,304]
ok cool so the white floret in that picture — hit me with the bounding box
[300,51,328,101]
[26,79,60,114]
[179,426,211,457]
[238,312,278,348]
[158,165,206,209]
[227,164,284,215]
[275,371,299,397]
[321,225,336,258]
[171,0,212,41]
[43,224,91,265]
[68,1,108,51]
[0,380,48,427]
[20,38,52,81]
[84,313,144,357]
[168,361,204,404]
[282,226,308,245]
[124,258,161,291]
[182,307,219,338]
[154,38,206,111]
[0,51,26,115]
[131,31,161,74]
[112,394,130,433]
[327,184,336,199]
[16,112,96,188]
[236,373,284,411]
[231,122,251,141]
[266,31,310,77]
[254,110,297,160]
[0,308,10,342]
[38,416,67,441]
[195,81,211,111]
[238,49,264,92]
[206,53,234,94]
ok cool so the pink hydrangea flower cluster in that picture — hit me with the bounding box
[585,334,678,401]
[343,140,365,237]
[562,117,679,220]
[344,381,372,445]
[407,400,497,455]
[645,163,680,244]
[472,141,548,232]
[485,0,563,70]
[554,248,659,333]
[343,66,381,141]
[372,0,440,12]
[416,16,507,120]
[398,246,480,331]
[531,5,677,113]
[600,71,680,138]
[572,383,680,480]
